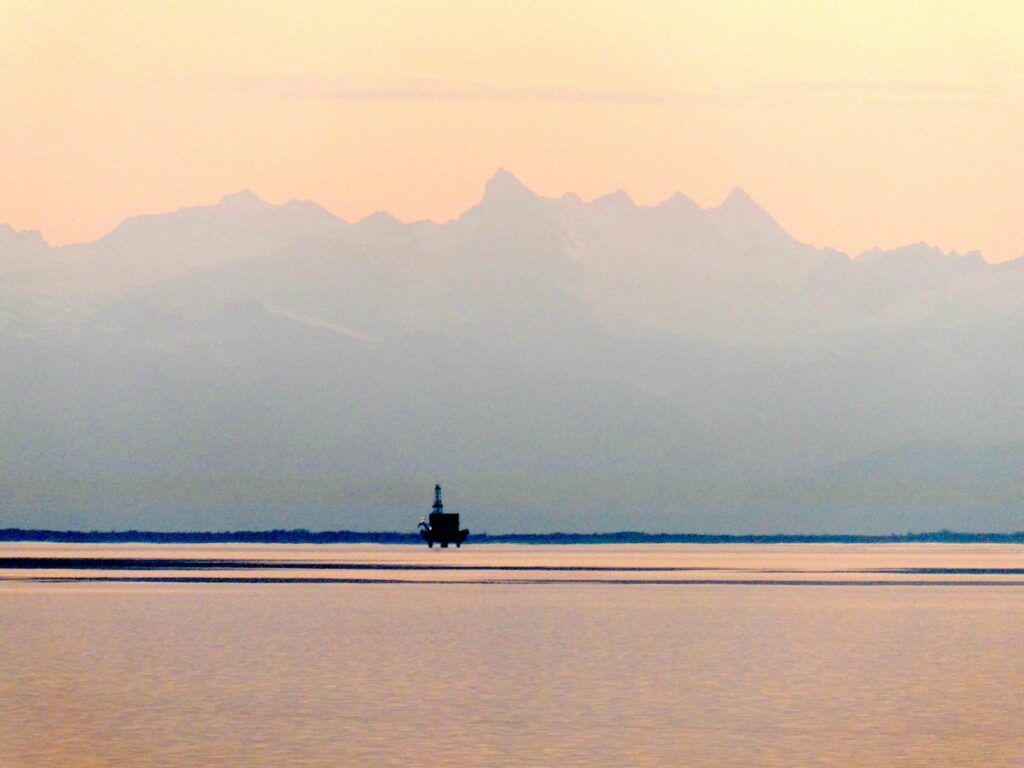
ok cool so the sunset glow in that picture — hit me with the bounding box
[2,1,1021,259]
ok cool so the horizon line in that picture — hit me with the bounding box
[3,528,1023,545]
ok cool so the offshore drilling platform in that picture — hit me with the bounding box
[418,484,469,548]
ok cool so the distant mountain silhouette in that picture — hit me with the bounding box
[1,171,1023,533]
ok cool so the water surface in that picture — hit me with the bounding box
[2,544,1022,766]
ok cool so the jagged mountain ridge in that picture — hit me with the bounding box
[1,172,1022,532]
[2,170,1012,340]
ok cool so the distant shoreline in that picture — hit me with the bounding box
[2,529,1023,545]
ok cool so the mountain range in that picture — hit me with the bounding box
[2,170,1022,533]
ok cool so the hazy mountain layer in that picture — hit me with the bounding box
[1,172,1022,532]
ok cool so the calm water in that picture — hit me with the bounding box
[2,543,1023,766]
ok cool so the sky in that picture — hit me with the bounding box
[1,1,1021,261]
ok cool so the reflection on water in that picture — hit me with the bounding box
[2,544,1023,766]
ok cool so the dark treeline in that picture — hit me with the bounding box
[2,528,1024,545]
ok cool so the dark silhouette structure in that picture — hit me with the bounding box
[418,484,469,548]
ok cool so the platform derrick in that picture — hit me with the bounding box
[418,484,469,548]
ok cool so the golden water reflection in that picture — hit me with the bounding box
[2,544,1022,767]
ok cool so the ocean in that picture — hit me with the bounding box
[2,543,1022,766]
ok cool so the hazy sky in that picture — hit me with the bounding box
[2,1,1021,260]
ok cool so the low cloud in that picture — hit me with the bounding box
[237,76,668,104]
[231,75,1019,111]
[770,78,1003,95]
[762,78,1021,110]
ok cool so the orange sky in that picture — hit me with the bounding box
[1,1,1021,260]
